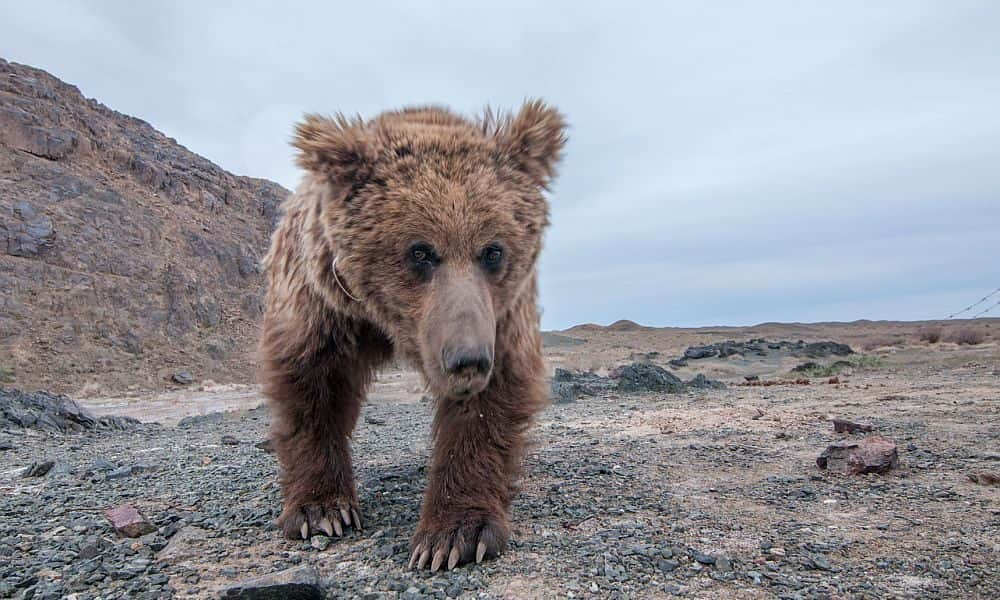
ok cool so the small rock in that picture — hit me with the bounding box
[171,371,194,385]
[157,526,210,561]
[221,435,240,446]
[810,555,833,571]
[22,460,55,477]
[0,440,13,451]
[657,559,679,573]
[364,415,386,425]
[77,538,103,559]
[106,464,156,479]
[967,472,999,486]
[768,547,786,557]
[93,457,117,472]
[254,439,275,453]
[104,505,156,538]
[690,550,716,565]
[744,375,760,382]
[817,435,898,475]
[221,566,324,599]
[832,418,874,434]
[310,535,331,551]
[716,556,732,572]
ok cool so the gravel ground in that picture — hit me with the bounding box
[1,362,998,599]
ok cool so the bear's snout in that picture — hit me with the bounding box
[421,265,497,399]
[443,346,492,377]
[443,344,493,396]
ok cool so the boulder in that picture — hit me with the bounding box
[817,435,898,475]
[220,566,325,600]
[0,387,139,433]
[105,504,156,537]
[611,363,686,394]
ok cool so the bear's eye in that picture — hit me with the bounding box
[407,242,439,278]
[480,243,504,273]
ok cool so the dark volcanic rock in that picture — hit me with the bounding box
[177,411,226,428]
[686,373,726,389]
[22,460,55,477]
[800,341,853,358]
[611,363,686,394]
[221,566,325,600]
[550,368,611,403]
[684,345,718,359]
[171,370,194,385]
[0,387,139,432]
[677,339,854,364]
[817,435,899,474]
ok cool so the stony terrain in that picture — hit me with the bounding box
[0,58,289,395]
[2,56,998,600]
[1,322,998,599]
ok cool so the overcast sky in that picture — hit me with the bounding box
[3,1,998,329]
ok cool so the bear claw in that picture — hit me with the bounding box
[409,519,506,571]
[280,500,361,541]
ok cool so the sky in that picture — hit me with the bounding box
[3,1,999,330]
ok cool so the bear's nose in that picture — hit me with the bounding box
[443,346,493,376]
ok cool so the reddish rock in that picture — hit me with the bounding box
[104,504,156,537]
[817,435,898,475]
[832,418,874,434]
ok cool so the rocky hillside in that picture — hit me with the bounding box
[0,58,289,394]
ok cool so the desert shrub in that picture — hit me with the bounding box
[862,336,904,351]
[917,325,943,344]
[0,366,13,383]
[946,327,985,345]
[850,354,885,369]
[791,354,883,377]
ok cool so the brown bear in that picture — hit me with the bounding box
[258,100,566,571]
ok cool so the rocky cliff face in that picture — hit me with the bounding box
[0,58,290,394]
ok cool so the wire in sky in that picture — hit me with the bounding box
[948,286,1000,318]
[970,298,1000,319]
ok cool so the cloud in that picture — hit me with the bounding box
[3,1,998,329]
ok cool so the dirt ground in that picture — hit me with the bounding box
[2,320,998,599]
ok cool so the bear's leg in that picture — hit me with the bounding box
[261,313,391,540]
[410,320,546,571]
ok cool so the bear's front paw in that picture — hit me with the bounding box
[409,512,510,571]
[278,497,362,540]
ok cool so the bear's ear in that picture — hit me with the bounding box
[488,100,567,189]
[292,113,375,187]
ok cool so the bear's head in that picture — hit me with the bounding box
[292,101,566,399]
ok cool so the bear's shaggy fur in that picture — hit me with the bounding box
[259,101,566,571]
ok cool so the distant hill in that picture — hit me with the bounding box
[0,58,289,394]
